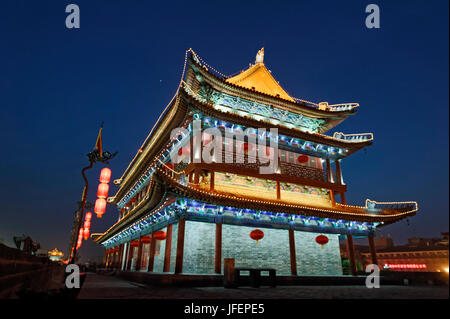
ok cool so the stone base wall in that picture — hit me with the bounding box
[178,221,343,275]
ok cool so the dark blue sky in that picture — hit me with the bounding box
[1,1,448,261]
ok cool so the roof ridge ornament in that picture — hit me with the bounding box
[255,47,264,64]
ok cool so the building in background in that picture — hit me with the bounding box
[36,248,49,258]
[93,49,418,276]
[13,235,40,256]
[345,233,449,273]
[48,248,64,262]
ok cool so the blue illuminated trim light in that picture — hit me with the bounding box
[101,197,379,248]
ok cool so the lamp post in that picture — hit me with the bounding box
[68,201,93,260]
[69,149,117,264]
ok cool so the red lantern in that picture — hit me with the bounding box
[152,230,167,240]
[140,236,152,244]
[178,147,190,156]
[83,227,90,240]
[250,229,264,244]
[315,235,329,248]
[130,240,140,247]
[99,167,112,183]
[97,183,109,199]
[241,142,253,154]
[297,155,309,163]
[120,208,125,213]
[85,212,92,221]
[130,197,137,203]
[77,229,84,248]
[84,220,91,229]
[94,198,107,218]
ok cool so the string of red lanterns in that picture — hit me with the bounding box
[76,228,83,249]
[83,211,92,240]
[77,167,113,252]
[95,167,111,218]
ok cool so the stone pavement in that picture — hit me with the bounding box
[77,273,448,299]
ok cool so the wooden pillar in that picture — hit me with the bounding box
[210,170,215,191]
[135,239,143,271]
[112,252,116,269]
[335,160,343,185]
[189,137,193,164]
[175,219,186,274]
[163,224,173,272]
[122,243,129,271]
[194,168,200,186]
[215,223,222,274]
[368,235,378,266]
[148,237,157,272]
[276,181,281,200]
[126,244,133,271]
[120,243,130,270]
[346,234,357,276]
[117,245,124,270]
[330,190,336,206]
[288,229,297,275]
[341,192,346,205]
[325,159,334,183]
[326,159,336,205]
[189,172,193,183]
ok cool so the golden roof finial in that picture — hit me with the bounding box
[255,47,264,64]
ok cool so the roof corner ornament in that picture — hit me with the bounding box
[255,47,264,64]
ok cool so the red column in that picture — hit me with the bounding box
[346,235,357,276]
[113,248,118,269]
[163,224,173,272]
[326,159,336,206]
[341,192,346,205]
[210,170,215,191]
[175,219,186,274]
[335,160,343,185]
[326,159,334,183]
[122,244,129,271]
[126,244,133,271]
[148,237,156,272]
[289,229,297,275]
[215,223,222,274]
[276,181,281,200]
[368,235,378,266]
[118,244,125,270]
[194,169,200,185]
[135,239,143,271]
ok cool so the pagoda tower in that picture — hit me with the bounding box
[93,49,417,276]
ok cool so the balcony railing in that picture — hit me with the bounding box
[177,150,326,182]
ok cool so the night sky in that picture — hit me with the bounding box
[0,0,448,262]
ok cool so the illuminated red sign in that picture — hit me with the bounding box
[383,263,427,269]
